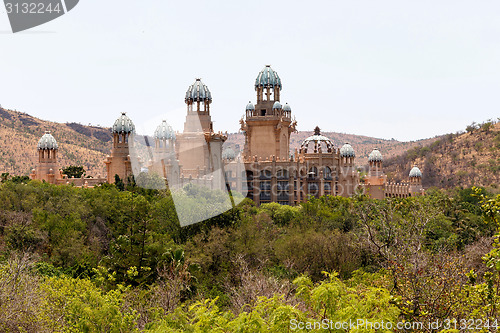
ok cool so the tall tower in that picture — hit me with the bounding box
[105,112,135,184]
[30,131,63,184]
[176,79,227,179]
[183,79,213,133]
[241,65,296,161]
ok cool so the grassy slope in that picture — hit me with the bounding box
[0,107,111,176]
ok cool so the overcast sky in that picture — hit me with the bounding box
[1,0,499,141]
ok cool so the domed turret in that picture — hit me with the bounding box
[113,113,135,134]
[255,65,282,89]
[185,78,212,103]
[340,143,355,158]
[37,131,58,150]
[222,147,237,161]
[301,126,334,153]
[368,148,383,162]
[154,120,175,141]
[272,101,282,110]
[33,131,60,184]
[283,103,291,112]
[246,101,255,111]
[408,164,423,194]
[409,165,422,178]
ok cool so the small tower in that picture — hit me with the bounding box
[241,65,296,161]
[365,148,386,199]
[151,119,179,183]
[339,142,357,196]
[222,147,237,162]
[105,112,135,184]
[408,165,424,196]
[368,148,383,177]
[31,131,63,184]
[340,143,355,167]
[154,120,176,156]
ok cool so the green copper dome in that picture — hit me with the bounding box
[340,143,355,158]
[255,65,282,89]
[222,147,237,161]
[113,113,135,134]
[301,126,334,152]
[246,101,255,111]
[37,131,58,150]
[154,120,175,140]
[185,78,212,102]
[368,148,383,162]
[272,101,282,110]
[409,165,422,178]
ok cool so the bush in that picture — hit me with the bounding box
[259,202,300,226]
[41,275,139,332]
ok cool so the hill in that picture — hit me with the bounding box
[0,106,444,177]
[0,107,110,177]
[383,120,500,188]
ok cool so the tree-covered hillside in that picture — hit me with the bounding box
[384,119,500,189]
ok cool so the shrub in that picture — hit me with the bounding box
[41,275,139,332]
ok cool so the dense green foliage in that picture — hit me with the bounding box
[0,180,499,332]
[61,165,86,179]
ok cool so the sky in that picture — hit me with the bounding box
[0,0,499,141]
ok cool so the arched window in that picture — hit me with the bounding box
[308,166,318,180]
[324,166,332,180]
[260,169,272,180]
[277,168,289,179]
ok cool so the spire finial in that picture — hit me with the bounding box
[314,126,321,135]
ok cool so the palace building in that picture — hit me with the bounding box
[30,65,424,201]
